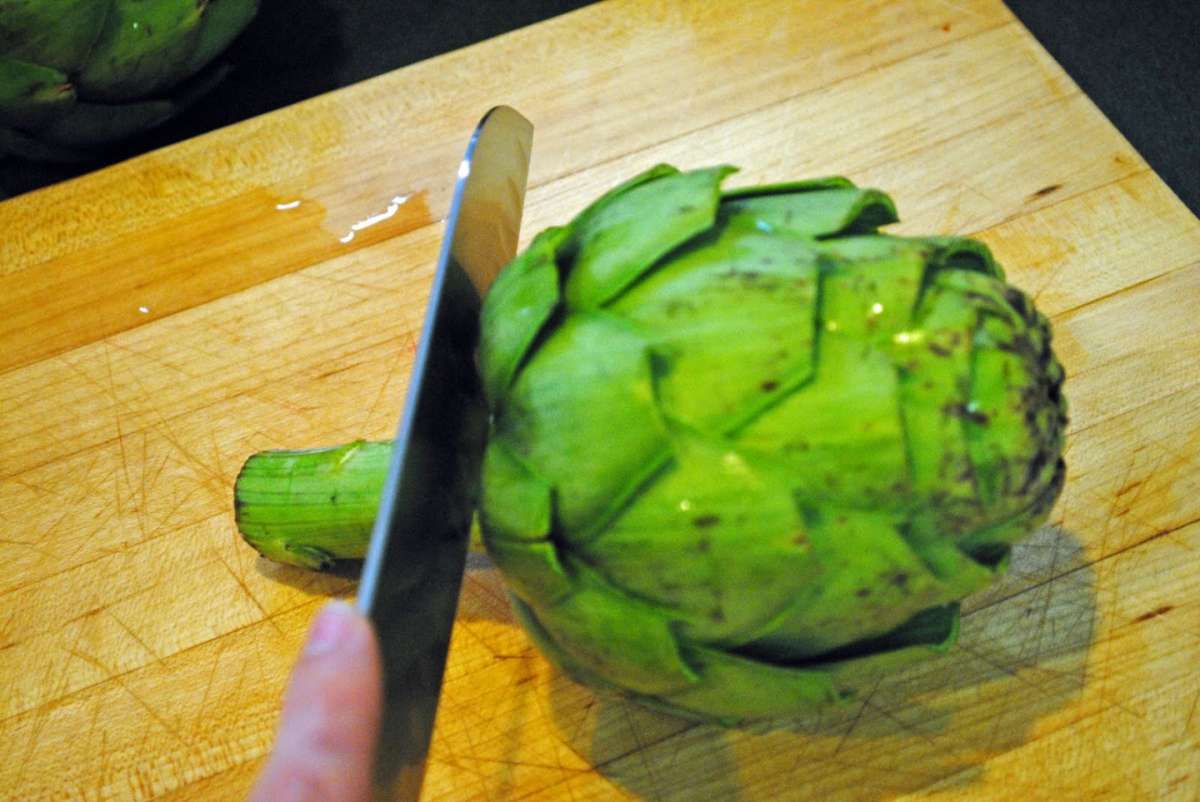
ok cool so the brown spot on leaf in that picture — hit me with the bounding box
[891,572,910,587]
[855,588,871,598]
[929,342,952,357]
[761,380,779,392]
[694,514,720,528]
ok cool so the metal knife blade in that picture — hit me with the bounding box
[356,106,533,801]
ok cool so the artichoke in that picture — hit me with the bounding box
[0,0,257,161]
[235,165,1068,724]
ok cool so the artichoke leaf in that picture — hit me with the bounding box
[815,603,961,688]
[0,0,110,71]
[494,312,671,538]
[524,562,699,696]
[742,507,955,661]
[576,430,817,645]
[479,226,567,406]
[722,183,899,239]
[922,235,1005,280]
[892,278,981,527]
[611,212,820,432]
[485,537,572,608]
[738,335,909,511]
[657,644,845,725]
[0,56,73,129]
[478,439,553,543]
[185,0,259,74]
[563,165,736,309]
[76,0,206,101]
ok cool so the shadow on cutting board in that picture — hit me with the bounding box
[539,525,1096,801]
[252,526,1095,800]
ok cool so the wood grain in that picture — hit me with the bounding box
[1,1,1197,800]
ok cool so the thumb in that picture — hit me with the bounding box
[249,601,382,802]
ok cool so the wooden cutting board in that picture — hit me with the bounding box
[2,1,1197,799]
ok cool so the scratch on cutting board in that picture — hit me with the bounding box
[211,547,280,635]
[298,267,395,298]
[11,506,69,564]
[103,341,134,497]
[103,336,191,378]
[0,535,60,563]
[154,415,225,489]
[105,607,167,668]
[11,705,51,790]
[193,639,231,734]
[834,680,879,755]
[360,330,417,434]
[62,643,197,751]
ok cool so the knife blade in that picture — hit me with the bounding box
[356,106,533,801]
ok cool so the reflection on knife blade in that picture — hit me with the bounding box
[355,106,533,801]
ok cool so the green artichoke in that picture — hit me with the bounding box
[0,0,257,161]
[235,165,1068,724]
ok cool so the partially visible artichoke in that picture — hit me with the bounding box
[0,0,258,161]
[235,165,1068,725]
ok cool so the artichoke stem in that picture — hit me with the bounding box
[234,439,481,570]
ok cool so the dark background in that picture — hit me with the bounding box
[1,0,1196,215]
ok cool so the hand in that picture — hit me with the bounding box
[249,601,383,802]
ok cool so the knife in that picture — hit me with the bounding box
[356,106,533,801]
